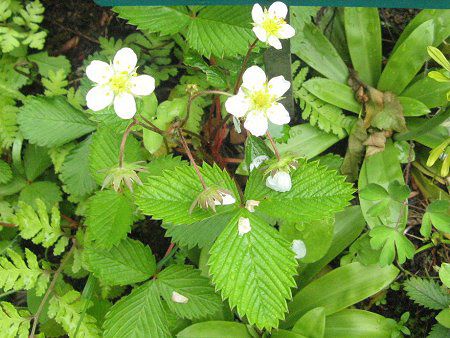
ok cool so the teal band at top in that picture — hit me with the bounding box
[94,0,450,9]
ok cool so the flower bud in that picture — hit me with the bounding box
[266,170,291,192]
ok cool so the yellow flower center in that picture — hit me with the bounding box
[108,72,132,94]
[251,89,274,111]
[261,16,285,36]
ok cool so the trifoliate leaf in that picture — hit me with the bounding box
[422,200,450,235]
[136,163,239,225]
[85,190,134,248]
[156,265,222,320]
[15,199,68,255]
[18,181,62,212]
[103,280,171,338]
[251,161,354,223]
[18,96,96,147]
[84,238,156,286]
[89,127,143,185]
[0,248,49,296]
[369,226,415,266]
[23,143,52,181]
[28,51,71,77]
[60,137,97,199]
[48,290,101,338]
[209,210,298,330]
[141,155,187,181]
[163,210,235,249]
[404,277,450,310]
[0,160,12,184]
[0,301,31,338]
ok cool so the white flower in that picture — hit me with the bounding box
[252,2,295,49]
[213,192,236,206]
[292,239,306,259]
[245,200,260,212]
[171,291,189,304]
[225,66,290,136]
[266,170,292,192]
[238,217,251,236]
[249,155,269,171]
[85,47,156,119]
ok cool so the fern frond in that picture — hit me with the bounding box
[292,61,309,92]
[48,290,101,338]
[42,69,68,96]
[15,199,69,256]
[404,277,450,310]
[295,86,355,138]
[0,301,31,338]
[0,98,19,149]
[0,248,50,296]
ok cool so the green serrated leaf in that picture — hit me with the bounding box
[19,181,62,212]
[86,190,134,248]
[18,96,96,147]
[84,238,156,286]
[209,210,298,330]
[404,277,450,310]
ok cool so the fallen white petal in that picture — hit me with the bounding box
[244,110,268,136]
[267,102,290,125]
[86,85,114,111]
[86,60,113,84]
[292,239,307,259]
[214,192,236,206]
[245,200,260,212]
[114,92,136,119]
[253,26,268,43]
[171,291,189,304]
[268,1,288,19]
[238,217,251,236]
[242,66,267,91]
[130,75,155,96]
[251,4,264,24]
[249,155,269,171]
[266,171,292,192]
[267,35,282,50]
[225,94,249,118]
[268,75,291,98]
[113,47,138,73]
[277,23,296,39]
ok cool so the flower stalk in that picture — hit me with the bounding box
[266,131,281,161]
[177,129,207,189]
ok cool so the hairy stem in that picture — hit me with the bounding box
[118,120,138,168]
[30,243,76,338]
[137,114,165,134]
[234,39,258,94]
[177,129,207,189]
[266,131,281,161]
[181,90,233,128]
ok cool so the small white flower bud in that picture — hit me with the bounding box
[266,171,292,192]
[171,291,189,304]
[214,192,236,206]
[238,217,251,236]
[292,239,306,259]
[245,200,260,212]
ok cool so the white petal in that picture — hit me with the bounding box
[245,200,260,213]
[214,192,236,206]
[225,94,249,118]
[114,93,136,119]
[268,36,282,50]
[268,75,291,98]
[253,26,268,43]
[130,75,155,96]
[278,23,296,39]
[244,111,268,136]
[86,85,114,111]
[266,171,292,192]
[292,240,307,259]
[113,47,138,73]
[86,60,113,84]
[238,217,251,236]
[267,103,290,125]
[249,155,269,171]
[252,4,264,23]
[269,1,288,18]
[171,291,189,304]
[242,66,267,91]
